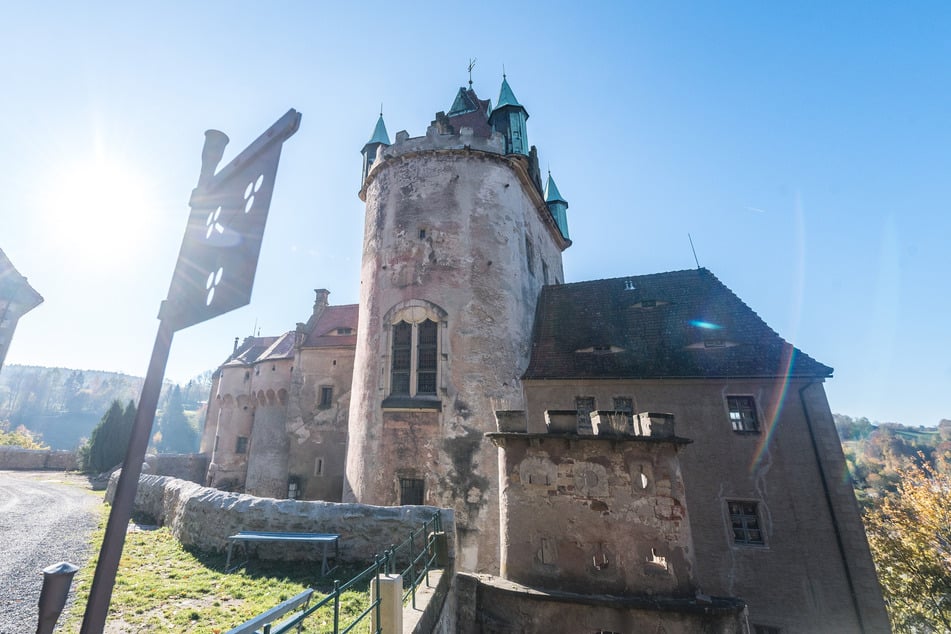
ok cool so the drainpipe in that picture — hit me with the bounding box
[798,381,866,633]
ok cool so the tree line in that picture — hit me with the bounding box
[835,414,951,632]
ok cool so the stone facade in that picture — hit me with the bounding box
[197,79,889,632]
[200,291,355,501]
[521,377,888,631]
[489,418,696,597]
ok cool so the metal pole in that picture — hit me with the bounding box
[80,317,174,633]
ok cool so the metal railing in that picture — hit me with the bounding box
[259,511,444,634]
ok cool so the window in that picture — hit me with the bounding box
[612,397,633,414]
[753,626,781,634]
[727,395,759,432]
[235,436,249,454]
[728,500,765,545]
[314,457,324,477]
[319,385,333,409]
[399,477,425,505]
[576,397,595,434]
[390,319,438,397]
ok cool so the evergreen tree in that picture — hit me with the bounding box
[81,399,136,473]
[154,385,197,453]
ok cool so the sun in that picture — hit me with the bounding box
[43,151,157,268]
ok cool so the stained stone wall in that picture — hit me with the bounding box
[111,474,454,564]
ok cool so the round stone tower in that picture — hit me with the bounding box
[344,79,571,572]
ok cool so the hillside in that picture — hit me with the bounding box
[835,413,951,505]
[0,364,212,449]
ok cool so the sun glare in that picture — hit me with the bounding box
[44,153,157,268]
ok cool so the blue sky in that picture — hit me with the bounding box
[1,2,948,425]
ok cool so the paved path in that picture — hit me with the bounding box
[0,470,100,634]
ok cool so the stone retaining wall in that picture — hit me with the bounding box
[143,453,208,485]
[0,447,76,470]
[111,474,455,565]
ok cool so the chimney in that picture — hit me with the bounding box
[313,289,330,317]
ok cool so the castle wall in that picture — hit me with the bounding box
[285,344,354,501]
[492,432,696,597]
[522,377,890,633]
[452,572,747,634]
[111,473,455,565]
[346,133,565,573]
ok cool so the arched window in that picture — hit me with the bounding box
[390,318,438,396]
[383,300,447,405]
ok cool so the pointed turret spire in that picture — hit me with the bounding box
[496,74,523,110]
[367,111,390,146]
[544,172,570,240]
[489,73,529,155]
[361,110,390,183]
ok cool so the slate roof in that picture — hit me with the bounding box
[222,335,281,367]
[302,304,359,348]
[523,268,832,381]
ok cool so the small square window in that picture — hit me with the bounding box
[319,386,333,409]
[235,436,249,454]
[728,500,765,545]
[727,396,760,432]
[314,457,324,477]
[399,477,425,505]
[612,397,633,414]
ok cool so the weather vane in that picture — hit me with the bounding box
[467,57,477,87]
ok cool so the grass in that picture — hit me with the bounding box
[62,506,372,633]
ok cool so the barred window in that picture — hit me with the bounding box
[391,321,412,395]
[400,477,425,505]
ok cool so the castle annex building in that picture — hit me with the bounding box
[199,78,889,633]
[0,248,43,372]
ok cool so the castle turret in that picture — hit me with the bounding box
[544,172,570,240]
[361,113,390,183]
[347,82,570,573]
[488,75,529,155]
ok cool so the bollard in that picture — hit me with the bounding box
[370,573,403,634]
[36,561,79,634]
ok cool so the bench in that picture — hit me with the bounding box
[225,531,340,576]
[224,588,313,634]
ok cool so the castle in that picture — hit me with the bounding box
[199,77,889,632]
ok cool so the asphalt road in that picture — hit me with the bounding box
[0,470,100,634]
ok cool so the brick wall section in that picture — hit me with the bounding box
[109,474,454,565]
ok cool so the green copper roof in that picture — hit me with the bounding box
[544,173,568,204]
[367,114,390,146]
[448,88,478,116]
[496,76,523,109]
